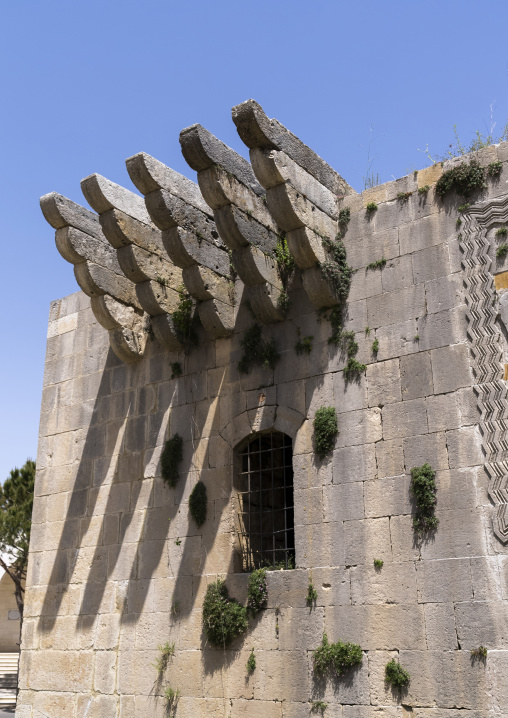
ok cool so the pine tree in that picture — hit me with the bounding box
[0,459,35,642]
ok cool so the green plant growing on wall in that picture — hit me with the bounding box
[372,338,379,354]
[410,463,438,533]
[153,642,175,675]
[313,634,363,678]
[238,323,280,374]
[343,358,367,381]
[202,579,248,647]
[311,701,328,713]
[275,235,295,315]
[173,286,199,350]
[366,202,378,212]
[366,258,386,270]
[189,481,207,527]
[171,600,180,617]
[295,329,313,355]
[338,207,351,227]
[418,185,430,195]
[458,203,471,213]
[471,646,488,661]
[488,160,503,177]
[247,568,268,615]
[385,658,410,688]
[496,227,508,237]
[306,581,318,606]
[320,236,353,303]
[161,434,183,488]
[496,244,508,259]
[456,218,462,228]
[164,686,180,715]
[313,407,338,460]
[373,559,384,569]
[365,326,370,335]
[246,649,256,673]
[397,191,412,202]
[435,160,487,199]
[170,362,182,379]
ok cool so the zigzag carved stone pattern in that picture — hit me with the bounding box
[461,193,508,543]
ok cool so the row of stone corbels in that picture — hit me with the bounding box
[232,100,355,308]
[40,192,150,363]
[41,99,357,362]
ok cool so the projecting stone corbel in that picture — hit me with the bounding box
[81,173,185,351]
[40,192,148,363]
[180,124,286,323]
[232,99,356,309]
[127,152,235,338]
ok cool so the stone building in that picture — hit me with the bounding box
[16,100,508,716]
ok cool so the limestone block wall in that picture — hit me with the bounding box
[0,571,21,652]
[16,103,508,716]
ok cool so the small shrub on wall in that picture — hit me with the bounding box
[313,407,338,459]
[202,580,248,647]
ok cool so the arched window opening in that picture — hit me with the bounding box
[236,430,295,570]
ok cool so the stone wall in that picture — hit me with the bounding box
[16,102,508,716]
[0,571,21,653]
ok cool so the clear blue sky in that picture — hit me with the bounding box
[1,0,507,481]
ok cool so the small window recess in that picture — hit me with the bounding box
[235,430,295,570]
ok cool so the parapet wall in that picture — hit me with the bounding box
[16,102,508,716]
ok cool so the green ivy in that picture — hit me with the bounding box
[189,481,207,527]
[238,324,280,374]
[247,568,268,615]
[202,579,248,647]
[385,658,410,688]
[161,434,183,488]
[313,407,338,460]
[435,160,487,199]
[313,634,363,677]
[410,463,438,533]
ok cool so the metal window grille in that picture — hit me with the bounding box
[236,431,295,570]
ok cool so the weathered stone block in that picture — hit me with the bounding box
[350,561,417,605]
[416,558,472,602]
[376,439,404,479]
[446,426,484,469]
[334,370,368,414]
[333,443,377,484]
[323,481,365,522]
[367,284,425,329]
[417,305,467,351]
[426,392,461,433]
[364,476,412,518]
[366,359,401,407]
[426,272,463,314]
[381,254,414,293]
[403,431,449,472]
[424,603,459,650]
[335,408,382,448]
[412,242,451,284]
[400,351,434,400]
[382,399,428,440]
[371,318,419,362]
[431,344,472,394]
[343,517,391,566]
